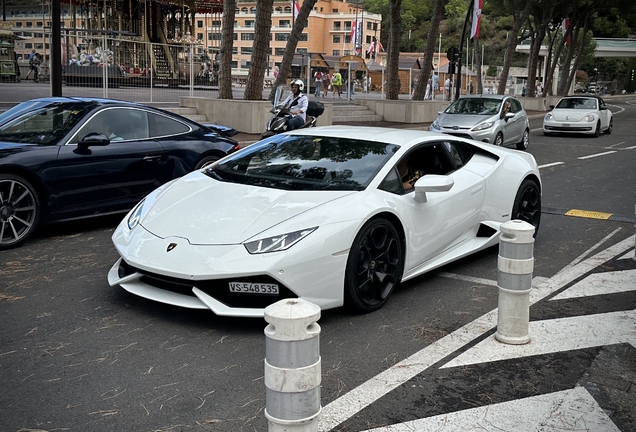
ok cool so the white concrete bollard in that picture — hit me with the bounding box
[264,299,322,432]
[495,220,535,345]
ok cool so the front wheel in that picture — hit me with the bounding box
[594,121,600,137]
[344,218,404,313]
[516,129,529,150]
[0,174,41,249]
[512,179,541,237]
[603,118,613,134]
[494,132,504,146]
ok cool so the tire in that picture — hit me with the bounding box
[516,129,529,150]
[195,155,220,170]
[512,178,541,238]
[594,121,600,137]
[0,174,41,250]
[603,118,613,134]
[494,132,504,146]
[344,218,404,313]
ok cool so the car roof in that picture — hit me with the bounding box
[287,126,450,147]
[457,94,509,100]
[561,95,602,101]
[28,97,143,106]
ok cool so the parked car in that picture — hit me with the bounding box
[429,94,530,150]
[108,127,541,317]
[0,97,240,249]
[543,95,613,136]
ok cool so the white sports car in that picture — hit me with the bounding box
[108,127,541,317]
[543,95,613,136]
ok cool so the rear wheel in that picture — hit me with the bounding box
[603,118,613,134]
[512,179,541,237]
[494,132,504,146]
[516,129,529,150]
[344,218,404,313]
[0,174,41,249]
[195,155,220,170]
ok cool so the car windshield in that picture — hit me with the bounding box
[207,134,399,191]
[444,98,502,115]
[0,101,91,144]
[556,98,597,110]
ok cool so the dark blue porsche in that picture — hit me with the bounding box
[0,97,240,249]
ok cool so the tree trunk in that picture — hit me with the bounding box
[543,26,563,97]
[564,12,590,95]
[244,0,274,100]
[218,0,236,99]
[526,25,545,97]
[413,0,445,100]
[497,0,534,95]
[475,37,483,94]
[385,0,403,100]
[268,0,318,101]
[557,16,582,96]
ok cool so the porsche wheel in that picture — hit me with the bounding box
[344,218,404,313]
[594,121,600,137]
[0,174,41,250]
[603,118,613,134]
[512,179,541,237]
[516,129,529,150]
[195,155,220,170]
[494,132,504,146]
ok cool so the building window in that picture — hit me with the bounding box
[279,20,290,27]
[241,33,255,40]
[26,22,32,27]
[16,22,22,27]
[250,7,256,13]
[275,33,290,41]
[36,21,42,27]
[344,50,352,55]
[241,7,248,13]
[333,21,340,31]
[24,43,32,49]
[345,35,351,44]
[212,20,221,26]
[284,6,291,13]
[241,60,251,69]
[232,47,238,54]
[23,32,32,37]
[275,7,282,13]
[197,20,203,28]
[208,33,222,40]
[333,50,340,56]
[197,47,203,54]
[34,33,43,38]
[245,20,254,27]
[367,22,373,30]
[231,61,237,68]
[34,43,43,49]
[333,35,340,43]
[300,33,308,41]
[332,9,338,13]
[275,48,286,56]
[197,33,203,40]
[241,47,253,54]
[234,20,238,27]
[344,21,352,31]
[366,35,372,43]
[297,48,308,54]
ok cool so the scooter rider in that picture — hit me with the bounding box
[280,79,308,131]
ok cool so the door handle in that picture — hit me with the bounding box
[143,155,161,161]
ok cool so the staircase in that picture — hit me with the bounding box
[331,104,383,124]
[160,105,207,123]
[151,44,173,79]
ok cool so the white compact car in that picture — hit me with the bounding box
[543,96,613,136]
[108,127,541,317]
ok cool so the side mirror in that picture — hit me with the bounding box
[437,111,443,115]
[78,132,110,150]
[505,112,515,120]
[413,175,454,203]
[549,105,555,110]
[599,106,607,111]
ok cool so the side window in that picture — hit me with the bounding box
[442,141,474,169]
[71,108,149,143]
[510,99,522,113]
[378,167,403,195]
[148,112,191,138]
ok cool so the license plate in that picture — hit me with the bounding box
[229,282,279,295]
[562,123,570,127]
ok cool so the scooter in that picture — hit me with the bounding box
[261,86,323,139]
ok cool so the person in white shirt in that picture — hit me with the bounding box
[280,79,308,131]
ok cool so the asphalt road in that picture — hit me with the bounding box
[0,96,634,432]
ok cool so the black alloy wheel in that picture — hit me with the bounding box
[0,174,41,249]
[344,218,404,313]
[512,179,541,237]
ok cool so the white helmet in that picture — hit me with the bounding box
[290,79,304,92]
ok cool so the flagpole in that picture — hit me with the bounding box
[481,44,484,92]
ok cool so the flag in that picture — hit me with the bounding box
[562,18,570,46]
[291,1,300,19]
[376,39,384,52]
[470,0,483,39]
[350,20,357,42]
[367,41,375,54]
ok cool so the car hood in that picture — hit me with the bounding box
[438,113,496,129]
[0,141,32,150]
[551,109,593,122]
[140,171,355,245]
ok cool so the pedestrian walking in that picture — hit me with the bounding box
[321,72,331,98]
[424,78,432,100]
[444,77,451,101]
[25,50,39,82]
[331,70,342,98]
[432,74,439,100]
[314,70,323,97]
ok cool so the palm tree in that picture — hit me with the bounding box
[244,0,274,100]
[385,0,403,100]
[218,0,237,99]
[413,0,446,100]
[496,0,535,95]
[269,0,318,101]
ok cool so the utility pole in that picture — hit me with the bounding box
[51,0,61,95]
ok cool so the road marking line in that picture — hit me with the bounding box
[619,249,635,260]
[531,127,543,132]
[625,145,636,150]
[362,387,620,432]
[551,270,636,300]
[606,104,625,114]
[606,141,625,149]
[317,236,634,431]
[435,272,497,286]
[442,309,636,368]
[564,209,613,220]
[538,161,564,169]
[557,227,622,274]
[578,151,617,160]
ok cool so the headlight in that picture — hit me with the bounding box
[544,113,553,121]
[431,119,440,130]
[127,199,145,230]
[472,121,494,131]
[584,114,596,122]
[244,227,317,254]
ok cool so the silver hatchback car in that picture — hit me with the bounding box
[429,95,530,150]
